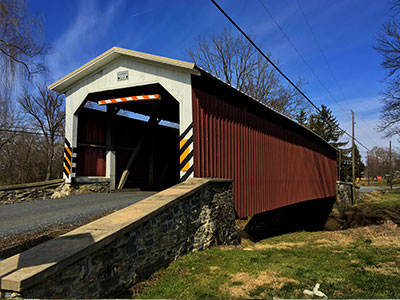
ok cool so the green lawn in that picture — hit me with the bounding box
[133,190,400,299]
[361,188,400,207]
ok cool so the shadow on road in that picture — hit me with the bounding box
[0,232,95,285]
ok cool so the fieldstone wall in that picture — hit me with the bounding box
[0,179,63,205]
[336,181,360,208]
[0,187,55,205]
[50,182,110,199]
[0,181,110,205]
[324,182,361,231]
[0,178,237,299]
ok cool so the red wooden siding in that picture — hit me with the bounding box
[76,147,106,176]
[77,109,106,176]
[192,86,337,218]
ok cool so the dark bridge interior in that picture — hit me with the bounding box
[75,84,180,190]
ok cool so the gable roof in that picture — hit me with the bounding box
[48,47,200,93]
[49,47,336,153]
[194,67,338,153]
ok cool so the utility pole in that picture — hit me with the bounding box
[338,150,342,181]
[352,110,356,204]
[367,151,370,186]
[390,140,392,190]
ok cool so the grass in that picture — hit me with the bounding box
[361,188,400,207]
[132,191,400,299]
[133,223,400,299]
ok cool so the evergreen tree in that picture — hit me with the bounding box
[295,109,308,126]
[305,105,359,181]
[307,105,348,149]
[339,145,365,181]
[296,105,366,182]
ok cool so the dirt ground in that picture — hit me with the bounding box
[324,191,400,231]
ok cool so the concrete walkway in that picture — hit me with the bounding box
[0,191,155,238]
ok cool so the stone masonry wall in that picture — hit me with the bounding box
[0,182,110,205]
[336,181,360,209]
[13,179,238,298]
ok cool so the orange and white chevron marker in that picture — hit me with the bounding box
[98,94,161,105]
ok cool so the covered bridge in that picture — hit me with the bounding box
[49,47,337,218]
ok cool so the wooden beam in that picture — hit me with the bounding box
[149,148,154,187]
[77,143,106,148]
[117,116,161,190]
[106,106,118,190]
[117,137,145,190]
[156,155,172,189]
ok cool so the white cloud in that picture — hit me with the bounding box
[322,95,398,161]
[46,0,124,80]
[334,96,382,117]
[338,113,394,162]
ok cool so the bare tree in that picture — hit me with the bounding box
[366,146,400,178]
[0,0,48,153]
[0,0,47,78]
[18,84,64,181]
[0,84,17,151]
[0,132,47,184]
[0,0,56,185]
[187,27,309,117]
[375,2,400,138]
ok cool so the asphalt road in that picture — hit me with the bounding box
[359,186,400,193]
[0,191,155,238]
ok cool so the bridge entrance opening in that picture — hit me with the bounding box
[75,83,180,191]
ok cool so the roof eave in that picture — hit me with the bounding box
[48,48,118,93]
[48,47,200,94]
[194,66,338,153]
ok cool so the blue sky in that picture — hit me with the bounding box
[29,0,394,159]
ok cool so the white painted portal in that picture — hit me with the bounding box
[50,48,199,186]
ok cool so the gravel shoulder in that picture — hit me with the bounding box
[0,191,155,238]
[0,213,107,260]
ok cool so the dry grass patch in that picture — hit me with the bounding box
[217,245,239,251]
[312,221,400,248]
[362,190,384,203]
[314,237,352,247]
[220,271,299,298]
[252,221,399,250]
[320,221,399,247]
[332,220,400,247]
[365,261,400,277]
[251,242,306,250]
[208,266,220,273]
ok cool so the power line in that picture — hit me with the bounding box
[0,128,63,137]
[209,0,370,152]
[258,0,351,120]
[296,0,349,107]
[295,0,371,138]
[259,0,370,140]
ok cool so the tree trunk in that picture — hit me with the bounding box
[45,146,51,181]
[46,138,55,181]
